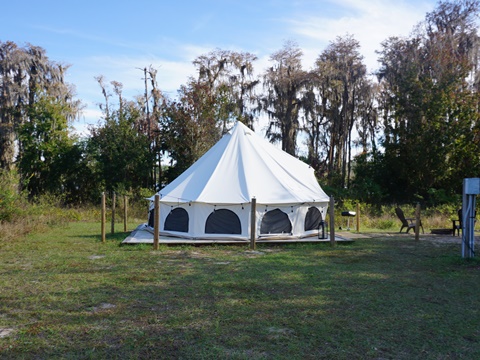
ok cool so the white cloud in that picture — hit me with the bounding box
[67,51,199,127]
[288,0,434,71]
[64,0,437,133]
[70,108,103,136]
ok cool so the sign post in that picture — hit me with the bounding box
[462,178,480,258]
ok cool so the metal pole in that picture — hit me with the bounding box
[462,194,476,258]
[461,178,479,258]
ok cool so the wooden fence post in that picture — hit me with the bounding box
[111,192,116,234]
[250,198,257,250]
[356,203,360,232]
[415,203,421,241]
[153,194,160,250]
[329,196,336,247]
[101,192,106,243]
[123,195,128,232]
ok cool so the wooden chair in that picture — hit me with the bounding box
[452,209,476,236]
[452,209,462,237]
[395,207,424,234]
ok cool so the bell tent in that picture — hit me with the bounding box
[148,121,329,240]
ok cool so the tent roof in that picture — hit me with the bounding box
[157,121,329,205]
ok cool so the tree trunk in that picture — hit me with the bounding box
[0,123,16,170]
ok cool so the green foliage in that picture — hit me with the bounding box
[0,170,95,243]
[59,140,98,204]
[0,169,26,222]
[311,35,371,187]
[159,83,225,184]
[88,105,155,192]
[373,2,480,205]
[427,188,461,207]
[350,152,387,204]
[374,218,395,230]
[17,95,77,200]
[261,40,306,156]
[0,41,81,170]
[5,2,480,209]
[159,49,258,185]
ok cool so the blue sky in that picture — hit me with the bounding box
[2,0,437,135]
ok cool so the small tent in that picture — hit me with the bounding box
[148,121,329,240]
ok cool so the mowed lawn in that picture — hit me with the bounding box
[1,222,480,359]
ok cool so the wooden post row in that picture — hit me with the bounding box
[123,195,128,232]
[153,194,160,250]
[101,192,106,243]
[415,203,421,242]
[329,196,336,247]
[102,192,129,242]
[111,192,116,234]
[356,202,360,233]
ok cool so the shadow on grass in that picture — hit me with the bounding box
[1,235,480,359]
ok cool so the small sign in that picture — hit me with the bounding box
[464,178,480,195]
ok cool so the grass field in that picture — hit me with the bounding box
[1,221,480,359]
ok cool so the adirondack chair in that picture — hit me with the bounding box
[452,209,477,236]
[395,207,424,234]
[452,209,462,236]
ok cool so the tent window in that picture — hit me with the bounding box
[305,207,322,231]
[205,209,241,234]
[164,208,189,233]
[260,209,292,234]
[148,208,155,228]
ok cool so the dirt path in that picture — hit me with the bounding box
[337,231,467,244]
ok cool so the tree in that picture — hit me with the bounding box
[0,41,81,170]
[193,48,259,131]
[17,95,75,198]
[88,80,155,193]
[145,66,164,186]
[159,82,220,182]
[0,41,24,170]
[310,35,372,187]
[159,49,259,183]
[375,0,480,203]
[260,40,308,155]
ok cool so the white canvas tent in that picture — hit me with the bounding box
[147,121,329,240]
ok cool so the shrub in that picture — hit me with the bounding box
[0,170,26,222]
[375,219,396,230]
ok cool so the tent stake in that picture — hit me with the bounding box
[250,198,257,250]
[329,196,336,247]
[153,194,160,250]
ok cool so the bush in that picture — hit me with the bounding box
[326,199,466,232]
[0,170,27,222]
[375,219,396,230]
